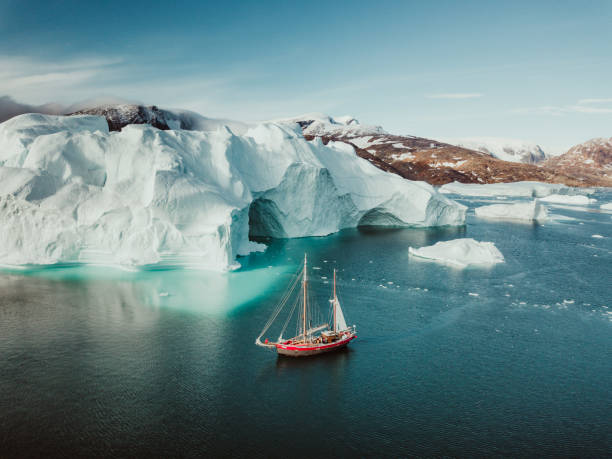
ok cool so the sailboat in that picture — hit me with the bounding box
[255,254,357,357]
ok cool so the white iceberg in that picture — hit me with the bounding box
[0,113,466,271]
[408,238,504,268]
[539,194,597,205]
[599,202,612,211]
[474,200,548,222]
[439,181,577,198]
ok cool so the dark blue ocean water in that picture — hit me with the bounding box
[1,192,611,457]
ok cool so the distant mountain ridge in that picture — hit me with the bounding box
[280,114,609,187]
[54,105,612,188]
[543,137,612,183]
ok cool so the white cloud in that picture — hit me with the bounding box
[577,98,612,105]
[426,93,483,100]
[513,100,612,116]
[0,55,124,103]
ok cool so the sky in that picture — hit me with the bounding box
[0,0,611,152]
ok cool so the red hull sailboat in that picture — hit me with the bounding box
[256,255,357,357]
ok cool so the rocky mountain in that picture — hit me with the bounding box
[69,104,249,134]
[285,115,609,187]
[443,137,548,164]
[543,137,612,184]
[69,104,183,131]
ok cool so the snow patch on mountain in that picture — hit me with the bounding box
[0,114,466,271]
[272,113,386,139]
[443,137,548,164]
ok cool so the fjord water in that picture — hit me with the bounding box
[1,193,611,457]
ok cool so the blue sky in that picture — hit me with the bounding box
[1,0,611,151]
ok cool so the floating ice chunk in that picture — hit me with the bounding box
[539,194,597,205]
[469,292,479,297]
[439,181,572,197]
[408,238,504,268]
[159,292,169,297]
[601,203,612,211]
[592,234,604,239]
[475,200,547,222]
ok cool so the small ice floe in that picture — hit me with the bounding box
[495,329,501,333]
[387,281,394,285]
[507,284,514,288]
[600,202,612,211]
[351,278,356,281]
[312,266,322,270]
[519,301,526,305]
[563,299,575,304]
[469,292,479,297]
[504,293,510,297]
[323,260,328,263]
[159,292,169,297]
[409,238,504,268]
[369,260,373,263]
[423,288,429,292]
[592,234,604,239]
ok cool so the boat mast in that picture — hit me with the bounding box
[333,269,337,334]
[303,254,307,343]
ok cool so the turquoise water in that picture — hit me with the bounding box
[1,192,611,457]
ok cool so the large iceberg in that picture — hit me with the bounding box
[0,114,466,271]
[409,238,504,268]
[474,200,548,222]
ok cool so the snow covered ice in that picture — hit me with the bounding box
[409,238,505,268]
[601,202,612,211]
[0,113,466,271]
[475,200,548,222]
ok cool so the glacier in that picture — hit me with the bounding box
[0,113,466,271]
